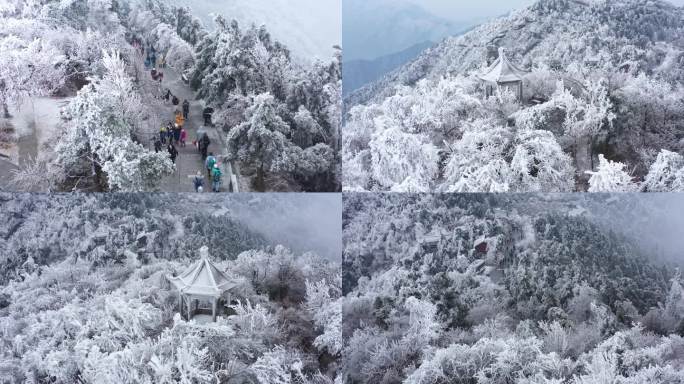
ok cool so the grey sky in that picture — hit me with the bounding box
[406,0,684,22]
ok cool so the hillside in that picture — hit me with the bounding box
[341,193,684,384]
[343,0,684,193]
[0,194,264,283]
[0,193,341,383]
[347,0,684,107]
[0,193,342,284]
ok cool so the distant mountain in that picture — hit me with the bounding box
[342,41,434,96]
[346,0,684,108]
[343,0,473,62]
[168,0,341,61]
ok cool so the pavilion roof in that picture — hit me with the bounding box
[479,47,529,84]
[168,247,236,297]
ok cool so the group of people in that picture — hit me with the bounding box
[131,36,165,82]
[132,35,225,192]
[142,43,165,70]
[157,122,186,147]
[155,122,186,164]
[151,105,224,192]
[192,152,223,193]
[155,102,189,165]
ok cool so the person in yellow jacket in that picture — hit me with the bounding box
[175,111,185,128]
[159,125,168,144]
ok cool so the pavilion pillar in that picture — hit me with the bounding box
[187,296,192,320]
[212,298,217,322]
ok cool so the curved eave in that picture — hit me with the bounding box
[479,56,529,83]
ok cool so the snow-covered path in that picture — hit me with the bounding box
[0,48,247,192]
[138,65,242,192]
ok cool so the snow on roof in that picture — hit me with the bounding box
[479,47,529,84]
[168,246,236,297]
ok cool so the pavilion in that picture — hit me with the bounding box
[479,47,529,100]
[167,246,236,322]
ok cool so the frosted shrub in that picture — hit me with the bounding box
[642,150,684,192]
[586,155,637,192]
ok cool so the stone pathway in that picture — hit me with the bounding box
[1,50,244,192]
[138,64,240,192]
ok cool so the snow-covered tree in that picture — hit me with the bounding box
[511,129,574,192]
[586,154,637,192]
[442,124,513,192]
[227,93,290,188]
[150,23,195,70]
[306,277,343,356]
[0,33,65,116]
[190,17,291,103]
[54,49,173,190]
[175,340,213,384]
[642,150,684,192]
[555,79,615,139]
[368,122,439,192]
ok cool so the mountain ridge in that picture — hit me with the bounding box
[342,41,434,96]
[345,0,684,110]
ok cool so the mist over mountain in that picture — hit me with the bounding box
[167,0,341,61]
[343,0,474,62]
[342,41,434,96]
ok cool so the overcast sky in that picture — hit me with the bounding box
[405,0,684,21]
[169,0,340,60]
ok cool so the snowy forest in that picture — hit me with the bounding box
[0,193,341,383]
[342,193,684,383]
[343,0,684,192]
[0,0,341,192]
